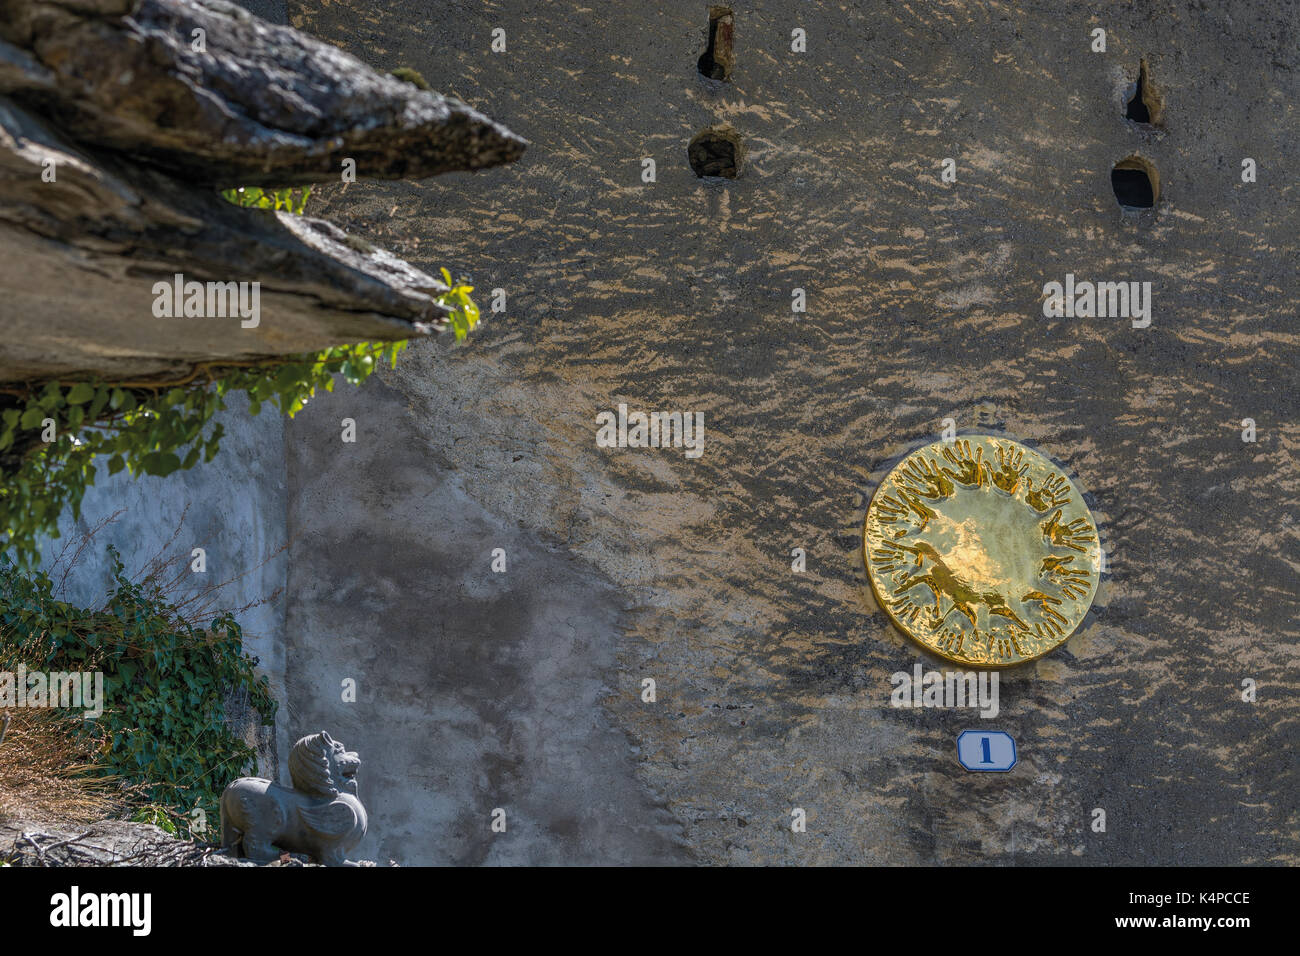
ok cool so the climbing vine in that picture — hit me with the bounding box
[0,186,480,565]
[0,545,275,824]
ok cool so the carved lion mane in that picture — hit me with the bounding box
[289,731,351,798]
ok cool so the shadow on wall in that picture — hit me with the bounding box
[282,374,687,865]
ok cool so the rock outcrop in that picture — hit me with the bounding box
[0,0,526,384]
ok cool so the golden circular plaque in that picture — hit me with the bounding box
[863,436,1100,667]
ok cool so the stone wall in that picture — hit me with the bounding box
[38,0,1300,865]
[285,0,1299,864]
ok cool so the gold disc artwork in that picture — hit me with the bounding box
[863,436,1100,667]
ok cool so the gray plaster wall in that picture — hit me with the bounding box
[38,373,691,864]
[235,0,287,25]
[26,0,1298,866]
[36,394,289,778]
[282,374,688,864]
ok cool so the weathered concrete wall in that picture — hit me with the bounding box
[285,0,1299,865]
[37,395,289,778]
[39,0,1296,866]
[282,376,687,864]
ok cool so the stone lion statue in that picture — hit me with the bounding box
[220,731,367,867]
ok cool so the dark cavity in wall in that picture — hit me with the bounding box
[1111,156,1159,209]
[689,127,743,178]
[697,7,734,81]
[1125,60,1163,126]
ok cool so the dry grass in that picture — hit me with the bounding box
[0,706,121,825]
[0,564,123,825]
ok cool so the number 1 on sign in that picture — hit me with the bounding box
[956,730,1017,772]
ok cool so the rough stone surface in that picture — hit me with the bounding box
[0,0,526,186]
[286,0,1299,865]
[27,0,1300,866]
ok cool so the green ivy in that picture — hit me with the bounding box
[0,187,480,566]
[129,804,180,836]
[0,546,275,824]
[0,343,399,566]
[220,186,312,214]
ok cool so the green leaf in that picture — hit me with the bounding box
[140,451,182,477]
[67,382,95,404]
